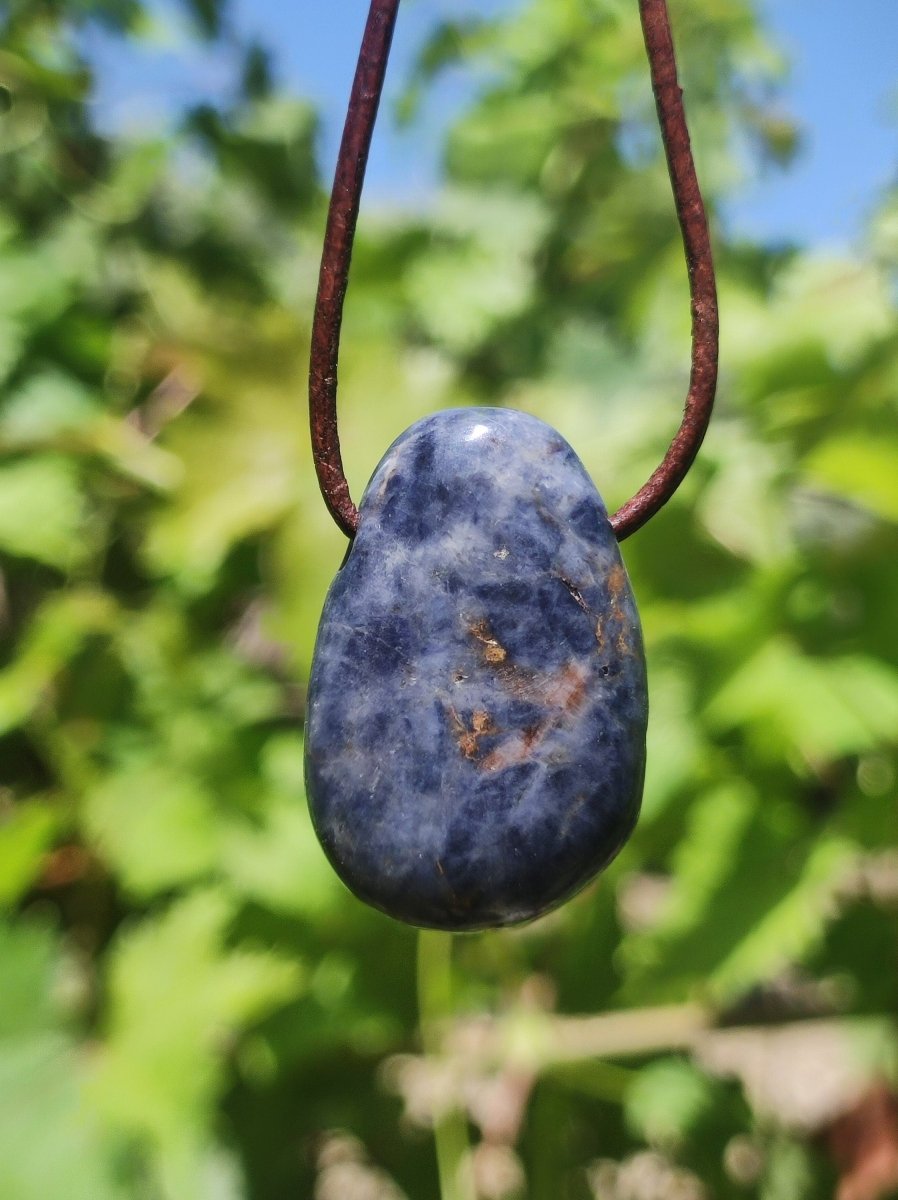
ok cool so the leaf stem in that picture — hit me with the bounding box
[417,930,476,1200]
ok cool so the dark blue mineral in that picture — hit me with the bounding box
[304,408,647,930]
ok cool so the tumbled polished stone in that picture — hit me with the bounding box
[304,408,647,930]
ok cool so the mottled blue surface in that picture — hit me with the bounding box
[305,408,647,930]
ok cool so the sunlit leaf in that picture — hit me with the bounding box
[83,762,221,897]
[0,920,124,1199]
[804,434,898,524]
[91,889,303,1149]
[222,734,344,917]
[0,590,116,735]
[0,456,90,569]
[620,785,853,1003]
[0,1034,125,1200]
[707,639,898,764]
[0,801,59,908]
[0,919,60,1039]
[625,1057,713,1147]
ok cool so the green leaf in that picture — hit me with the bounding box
[82,140,167,225]
[637,782,755,941]
[804,434,898,523]
[83,762,221,898]
[92,889,303,1147]
[620,785,852,1003]
[640,666,706,823]
[0,371,181,490]
[0,219,91,329]
[699,429,793,564]
[0,456,90,569]
[0,801,59,908]
[221,734,343,917]
[760,1137,815,1200]
[0,920,124,1199]
[143,372,305,590]
[404,190,548,352]
[222,798,342,917]
[710,833,853,998]
[0,590,117,735]
[727,257,894,382]
[0,1034,125,1200]
[0,919,60,1039]
[0,315,25,384]
[0,371,101,442]
[625,1058,713,1148]
[707,639,898,764]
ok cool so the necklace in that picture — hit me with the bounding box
[304,0,718,931]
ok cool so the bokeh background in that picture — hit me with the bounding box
[1,1,897,1198]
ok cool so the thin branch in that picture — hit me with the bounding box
[418,931,476,1200]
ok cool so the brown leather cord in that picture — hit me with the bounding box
[309,0,719,541]
[309,0,400,538]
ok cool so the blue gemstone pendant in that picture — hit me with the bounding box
[304,408,647,930]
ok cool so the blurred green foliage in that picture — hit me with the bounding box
[1,0,897,1197]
